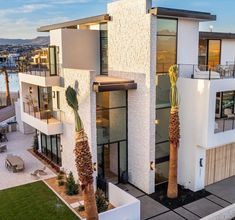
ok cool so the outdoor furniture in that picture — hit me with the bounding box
[224,108,235,119]
[0,133,8,142]
[0,145,7,153]
[38,166,47,175]
[194,67,220,79]
[5,155,25,173]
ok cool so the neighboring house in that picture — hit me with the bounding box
[16,0,235,194]
[31,48,49,66]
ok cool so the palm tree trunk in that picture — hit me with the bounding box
[167,142,178,198]
[83,184,98,220]
[3,69,11,106]
[167,107,180,199]
[75,130,98,220]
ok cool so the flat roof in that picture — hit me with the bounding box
[150,7,216,21]
[38,14,110,32]
[200,31,235,40]
[93,76,137,92]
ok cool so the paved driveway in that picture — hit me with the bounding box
[0,131,56,190]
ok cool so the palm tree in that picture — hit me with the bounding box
[0,66,11,106]
[65,86,98,220]
[167,65,180,199]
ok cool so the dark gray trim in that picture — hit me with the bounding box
[200,31,235,40]
[150,7,216,21]
[38,14,110,32]
[93,83,137,92]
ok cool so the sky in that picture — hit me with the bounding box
[0,0,235,39]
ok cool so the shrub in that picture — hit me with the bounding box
[32,134,39,151]
[96,189,108,213]
[78,205,85,212]
[57,173,64,180]
[65,172,79,195]
[58,180,65,186]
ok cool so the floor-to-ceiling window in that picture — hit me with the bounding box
[100,23,108,75]
[40,133,61,166]
[96,91,127,183]
[155,18,177,185]
[199,39,221,69]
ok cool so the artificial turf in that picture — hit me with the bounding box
[0,181,79,220]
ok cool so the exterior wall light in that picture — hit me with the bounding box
[150,161,155,171]
[155,119,159,125]
[29,87,33,94]
[93,162,97,172]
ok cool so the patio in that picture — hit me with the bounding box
[0,131,56,190]
[118,178,235,220]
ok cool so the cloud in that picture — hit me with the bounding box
[0,3,50,16]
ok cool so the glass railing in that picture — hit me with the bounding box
[20,64,60,77]
[23,102,61,124]
[215,117,235,133]
[178,64,235,80]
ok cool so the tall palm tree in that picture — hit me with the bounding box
[0,66,11,106]
[65,86,98,220]
[167,65,180,199]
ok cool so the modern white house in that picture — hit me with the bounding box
[16,0,235,194]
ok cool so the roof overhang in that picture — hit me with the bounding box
[38,14,110,32]
[93,76,137,92]
[149,7,216,21]
[200,31,235,40]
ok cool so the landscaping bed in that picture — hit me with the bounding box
[150,182,211,209]
[0,181,79,220]
[46,176,114,218]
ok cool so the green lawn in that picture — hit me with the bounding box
[0,181,79,220]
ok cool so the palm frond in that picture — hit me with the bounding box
[65,86,78,111]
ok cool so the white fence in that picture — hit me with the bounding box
[99,183,140,220]
[201,203,235,220]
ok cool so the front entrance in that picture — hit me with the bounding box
[97,141,127,184]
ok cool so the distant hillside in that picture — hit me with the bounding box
[0,36,49,46]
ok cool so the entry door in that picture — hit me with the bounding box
[97,141,127,184]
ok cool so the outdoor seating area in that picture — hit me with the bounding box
[5,154,25,172]
[0,131,56,190]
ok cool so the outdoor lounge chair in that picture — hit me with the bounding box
[193,67,220,79]
[224,108,235,119]
[38,166,47,176]
[31,170,40,178]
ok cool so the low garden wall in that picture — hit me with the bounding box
[201,203,235,220]
[99,183,140,220]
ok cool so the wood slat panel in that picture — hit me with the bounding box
[205,143,235,186]
[230,143,235,176]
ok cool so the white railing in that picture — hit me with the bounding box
[99,183,140,220]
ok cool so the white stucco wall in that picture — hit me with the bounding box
[50,29,100,73]
[58,68,97,182]
[107,0,156,194]
[178,77,235,191]
[177,19,199,65]
[221,39,235,65]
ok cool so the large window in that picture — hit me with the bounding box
[41,133,61,166]
[96,91,127,183]
[96,91,127,145]
[100,23,108,75]
[157,18,177,74]
[199,39,221,69]
[155,18,177,185]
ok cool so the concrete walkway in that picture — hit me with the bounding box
[118,180,235,220]
[0,131,56,190]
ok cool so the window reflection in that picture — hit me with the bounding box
[96,91,127,145]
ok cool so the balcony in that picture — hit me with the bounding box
[19,64,61,87]
[22,102,63,135]
[178,64,235,80]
